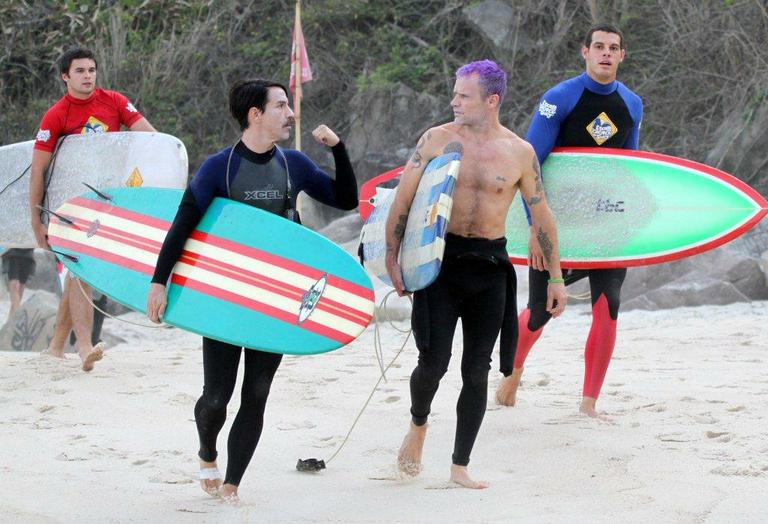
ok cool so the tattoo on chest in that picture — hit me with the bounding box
[444,141,463,155]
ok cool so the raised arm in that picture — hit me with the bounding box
[517,148,567,317]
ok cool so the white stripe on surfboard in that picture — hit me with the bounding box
[51,208,372,330]
[59,201,373,315]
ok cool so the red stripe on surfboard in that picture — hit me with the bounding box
[69,197,173,230]
[49,235,356,343]
[188,230,373,300]
[507,206,768,269]
[69,196,374,301]
[65,217,163,255]
[48,235,156,275]
[171,275,354,344]
[58,213,372,323]
[552,147,768,208]
[179,251,371,326]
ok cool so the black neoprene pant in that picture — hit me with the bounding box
[195,337,282,486]
[410,250,508,467]
[527,268,628,330]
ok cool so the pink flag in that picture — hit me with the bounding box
[289,3,312,91]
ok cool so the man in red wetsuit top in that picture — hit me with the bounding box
[29,47,157,371]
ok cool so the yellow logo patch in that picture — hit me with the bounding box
[586,112,617,145]
[82,116,109,134]
[126,167,144,187]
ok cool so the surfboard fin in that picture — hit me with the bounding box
[36,205,75,226]
[82,183,113,201]
[49,249,79,263]
[296,458,326,472]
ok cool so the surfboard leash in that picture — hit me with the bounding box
[74,277,167,329]
[297,290,413,472]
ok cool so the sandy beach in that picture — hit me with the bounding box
[0,293,766,522]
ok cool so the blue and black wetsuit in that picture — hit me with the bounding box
[152,140,357,487]
[517,72,642,400]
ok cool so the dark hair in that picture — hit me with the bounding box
[58,47,97,75]
[228,79,289,131]
[584,24,625,49]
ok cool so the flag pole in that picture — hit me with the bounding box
[293,0,302,151]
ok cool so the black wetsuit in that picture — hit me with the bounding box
[151,140,357,486]
[410,234,516,466]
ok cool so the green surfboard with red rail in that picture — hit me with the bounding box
[359,147,767,269]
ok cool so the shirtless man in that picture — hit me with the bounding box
[385,60,567,489]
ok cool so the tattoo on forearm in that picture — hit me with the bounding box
[393,214,408,240]
[410,149,423,168]
[536,227,553,265]
[527,195,542,206]
[534,174,543,193]
[444,141,463,155]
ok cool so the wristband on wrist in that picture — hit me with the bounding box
[548,277,564,284]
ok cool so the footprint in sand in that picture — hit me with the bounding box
[705,431,731,442]
[657,432,693,442]
[38,405,55,413]
[727,405,746,412]
[277,420,316,431]
[383,396,400,403]
[694,413,718,424]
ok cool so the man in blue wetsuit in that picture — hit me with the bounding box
[146,79,357,502]
[496,24,643,418]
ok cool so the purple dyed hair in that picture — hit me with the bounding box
[455,59,508,103]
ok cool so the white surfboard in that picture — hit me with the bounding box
[0,132,188,248]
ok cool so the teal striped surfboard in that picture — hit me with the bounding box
[47,188,375,354]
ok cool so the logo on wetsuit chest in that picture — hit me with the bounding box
[586,112,617,145]
[596,199,624,212]
[244,184,283,201]
[298,275,328,324]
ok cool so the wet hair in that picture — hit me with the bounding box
[228,79,289,131]
[584,23,625,49]
[455,59,508,103]
[58,47,97,76]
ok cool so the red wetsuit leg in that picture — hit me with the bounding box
[513,308,545,369]
[582,294,617,398]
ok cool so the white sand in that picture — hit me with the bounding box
[0,298,767,522]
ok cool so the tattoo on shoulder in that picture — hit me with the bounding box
[536,227,553,265]
[443,141,463,155]
[409,131,432,169]
[532,155,541,177]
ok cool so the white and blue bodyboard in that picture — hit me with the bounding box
[360,152,461,291]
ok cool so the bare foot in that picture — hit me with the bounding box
[579,397,613,422]
[397,421,427,477]
[450,465,489,489]
[199,460,222,497]
[218,483,240,505]
[79,342,105,372]
[496,368,524,406]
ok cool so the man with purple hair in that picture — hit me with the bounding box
[385,59,567,488]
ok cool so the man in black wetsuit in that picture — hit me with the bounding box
[386,60,567,489]
[146,79,358,502]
